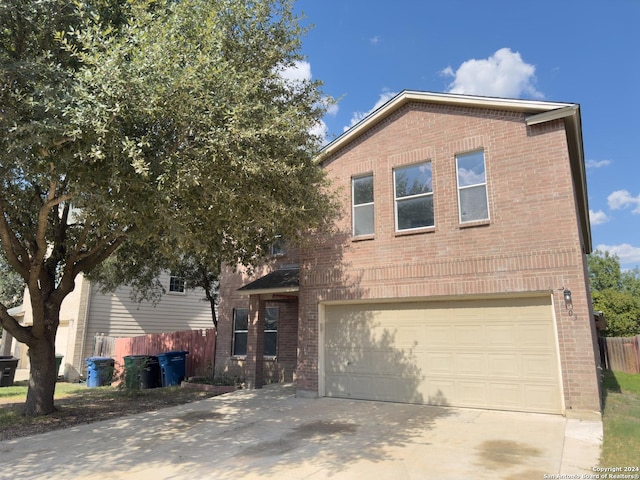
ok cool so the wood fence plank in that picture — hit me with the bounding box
[102,329,216,382]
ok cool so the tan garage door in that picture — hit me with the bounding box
[323,296,563,414]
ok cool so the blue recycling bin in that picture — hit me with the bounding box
[85,357,115,387]
[157,351,189,387]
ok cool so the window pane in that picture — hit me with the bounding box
[397,196,434,230]
[395,163,432,198]
[233,333,247,356]
[354,204,374,236]
[353,175,373,205]
[264,332,277,356]
[265,307,278,331]
[234,309,248,331]
[459,185,489,222]
[169,275,185,293]
[457,151,485,187]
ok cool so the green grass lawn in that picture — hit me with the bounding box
[599,370,640,467]
[0,381,87,403]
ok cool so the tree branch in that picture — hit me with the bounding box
[0,200,30,280]
[0,304,34,346]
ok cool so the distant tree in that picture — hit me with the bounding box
[588,250,622,291]
[0,0,336,416]
[588,250,640,337]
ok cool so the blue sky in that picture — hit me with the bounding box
[288,0,640,270]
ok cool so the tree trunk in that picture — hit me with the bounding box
[24,325,58,416]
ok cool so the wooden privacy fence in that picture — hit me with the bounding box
[93,329,216,379]
[598,335,640,374]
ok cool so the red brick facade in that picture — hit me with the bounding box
[216,93,602,417]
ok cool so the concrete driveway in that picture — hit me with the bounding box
[0,384,601,480]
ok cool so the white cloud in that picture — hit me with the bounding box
[344,90,398,132]
[369,36,381,46]
[595,243,640,266]
[586,159,611,169]
[442,48,543,99]
[276,61,336,144]
[607,190,640,214]
[279,60,312,83]
[589,209,610,226]
[310,120,328,143]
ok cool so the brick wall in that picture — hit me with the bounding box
[297,102,601,414]
[215,248,300,383]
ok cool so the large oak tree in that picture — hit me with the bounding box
[0,0,336,416]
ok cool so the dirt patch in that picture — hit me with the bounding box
[0,387,223,442]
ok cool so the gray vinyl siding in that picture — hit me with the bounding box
[84,272,213,352]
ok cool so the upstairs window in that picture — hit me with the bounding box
[169,274,186,293]
[270,236,286,256]
[456,151,489,223]
[394,162,434,231]
[352,174,374,236]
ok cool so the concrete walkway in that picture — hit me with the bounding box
[0,384,602,480]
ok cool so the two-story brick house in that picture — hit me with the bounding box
[215,90,602,418]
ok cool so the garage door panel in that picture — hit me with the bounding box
[522,354,558,379]
[488,354,521,378]
[456,353,487,376]
[427,352,455,374]
[426,380,456,405]
[521,324,556,346]
[490,383,524,408]
[458,381,488,406]
[454,325,486,345]
[324,297,563,414]
[524,385,561,413]
[486,325,519,345]
[424,325,454,346]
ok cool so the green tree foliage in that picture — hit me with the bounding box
[587,250,640,337]
[0,0,336,416]
[0,257,24,309]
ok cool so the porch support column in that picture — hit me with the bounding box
[245,294,265,389]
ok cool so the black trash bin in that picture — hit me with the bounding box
[123,355,161,389]
[85,357,115,387]
[157,351,189,387]
[0,356,19,387]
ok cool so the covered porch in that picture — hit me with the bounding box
[237,266,300,388]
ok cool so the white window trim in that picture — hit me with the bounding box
[168,275,186,295]
[352,174,374,237]
[393,162,434,232]
[456,150,490,224]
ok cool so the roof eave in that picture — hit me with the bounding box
[319,90,575,160]
[237,286,300,296]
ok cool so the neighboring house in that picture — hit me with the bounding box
[4,272,213,381]
[215,90,602,419]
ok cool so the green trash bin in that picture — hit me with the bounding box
[123,355,161,389]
